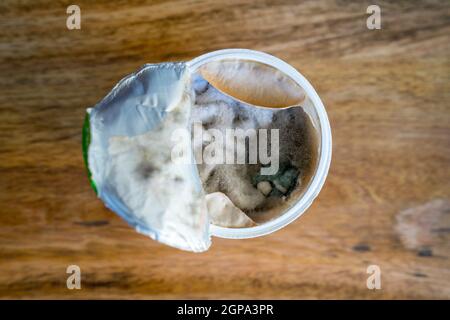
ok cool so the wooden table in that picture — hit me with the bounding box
[0,0,449,299]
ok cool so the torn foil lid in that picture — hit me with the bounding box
[86,63,211,252]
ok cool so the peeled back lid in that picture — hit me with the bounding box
[85,63,211,252]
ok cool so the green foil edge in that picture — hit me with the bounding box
[82,112,98,195]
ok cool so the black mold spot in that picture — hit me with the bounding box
[137,163,156,180]
[233,113,249,125]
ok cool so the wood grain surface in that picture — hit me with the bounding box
[0,0,449,299]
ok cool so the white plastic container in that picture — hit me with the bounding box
[188,49,332,239]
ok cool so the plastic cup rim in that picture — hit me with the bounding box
[187,49,332,239]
